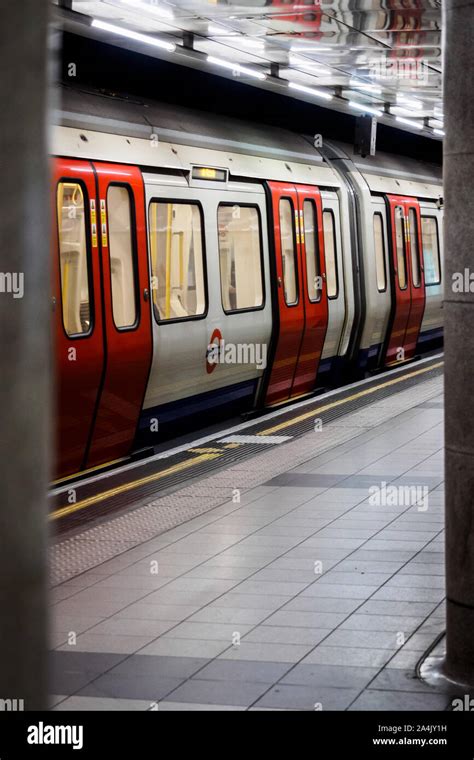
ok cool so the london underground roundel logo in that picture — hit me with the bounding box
[206,328,222,374]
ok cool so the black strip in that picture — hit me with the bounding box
[81,162,109,470]
[255,181,280,408]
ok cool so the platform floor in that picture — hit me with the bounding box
[49,371,453,711]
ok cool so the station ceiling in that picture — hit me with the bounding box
[54,0,444,140]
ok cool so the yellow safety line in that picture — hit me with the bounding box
[51,359,443,522]
[51,452,221,521]
[188,447,222,454]
[258,360,443,436]
[51,456,129,486]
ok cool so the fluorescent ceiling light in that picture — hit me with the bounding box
[240,38,265,50]
[119,0,174,20]
[288,81,333,101]
[289,54,330,70]
[207,55,266,80]
[396,116,423,130]
[207,23,237,36]
[290,45,332,52]
[396,94,423,110]
[349,80,382,94]
[91,19,176,52]
[433,128,445,136]
[348,100,383,117]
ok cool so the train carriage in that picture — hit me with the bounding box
[52,86,443,479]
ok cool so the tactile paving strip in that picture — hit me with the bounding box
[50,359,443,533]
[50,370,443,586]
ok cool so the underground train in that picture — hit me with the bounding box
[52,86,443,480]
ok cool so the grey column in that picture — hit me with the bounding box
[444,0,474,684]
[0,0,50,709]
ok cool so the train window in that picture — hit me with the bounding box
[57,181,92,337]
[279,199,298,305]
[373,213,387,292]
[107,186,138,329]
[217,205,264,312]
[421,216,441,286]
[149,201,206,322]
[394,206,407,290]
[408,208,421,288]
[303,200,321,302]
[322,209,338,299]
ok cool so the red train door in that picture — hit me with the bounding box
[403,199,425,357]
[85,162,153,469]
[53,159,105,478]
[291,185,328,397]
[265,182,305,405]
[264,182,328,405]
[384,196,425,364]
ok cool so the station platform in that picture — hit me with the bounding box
[48,356,453,711]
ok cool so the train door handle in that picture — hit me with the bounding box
[143,288,150,302]
[51,296,57,312]
[277,277,282,287]
[322,273,326,281]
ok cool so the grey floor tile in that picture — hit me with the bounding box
[214,593,292,610]
[255,684,359,710]
[264,610,346,629]
[189,607,270,625]
[301,646,394,668]
[119,602,201,621]
[348,689,449,711]
[301,584,379,599]
[282,596,362,614]
[110,654,208,679]
[264,473,344,488]
[322,629,402,650]
[164,679,269,707]
[233,580,310,596]
[158,701,246,711]
[89,617,175,638]
[281,663,378,689]
[340,614,423,633]
[243,626,331,647]
[195,659,292,684]
[358,600,437,617]
[78,673,183,701]
[169,621,253,641]
[139,638,230,659]
[54,696,152,711]
[48,651,128,696]
[371,587,445,603]
[385,649,425,670]
[55,633,154,654]
[219,642,312,663]
[370,668,455,694]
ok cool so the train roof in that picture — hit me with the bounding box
[52,85,442,197]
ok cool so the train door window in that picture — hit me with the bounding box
[373,213,387,292]
[57,181,92,337]
[149,201,206,322]
[322,209,338,298]
[217,204,264,312]
[421,216,441,285]
[303,200,321,302]
[107,185,138,329]
[408,208,421,287]
[279,199,298,305]
[394,206,407,290]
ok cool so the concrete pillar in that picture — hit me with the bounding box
[444,0,474,684]
[0,0,50,709]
